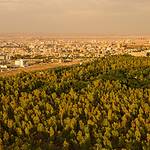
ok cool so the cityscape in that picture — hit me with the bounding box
[1,0,150,149]
[0,36,150,74]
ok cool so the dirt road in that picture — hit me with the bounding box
[0,61,80,77]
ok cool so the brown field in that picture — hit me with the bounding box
[0,61,80,77]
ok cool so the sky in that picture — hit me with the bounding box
[0,0,150,35]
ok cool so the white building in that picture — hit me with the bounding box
[15,59,24,67]
[0,65,7,69]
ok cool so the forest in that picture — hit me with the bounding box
[0,55,150,150]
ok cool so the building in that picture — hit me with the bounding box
[15,59,24,67]
[0,54,10,61]
[0,55,5,60]
[0,65,7,69]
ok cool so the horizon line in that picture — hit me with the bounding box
[0,32,150,37]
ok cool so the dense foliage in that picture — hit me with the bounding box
[0,55,150,150]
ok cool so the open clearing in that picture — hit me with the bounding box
[0,61,80,77]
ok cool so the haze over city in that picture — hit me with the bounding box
[1,1,150,150]
[0,0,150,35]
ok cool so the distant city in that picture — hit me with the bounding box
[0,36,150,73]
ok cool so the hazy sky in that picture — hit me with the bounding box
[0,0,150,34]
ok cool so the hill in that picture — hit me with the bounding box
[0,55,150,150]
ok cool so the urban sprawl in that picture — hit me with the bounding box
[0,37,150,72]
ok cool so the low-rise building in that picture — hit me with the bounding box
[0,65,7,69]
[0,54,10,61]
[15,59,25,67]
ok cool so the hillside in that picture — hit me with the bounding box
[0,55,150,150]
